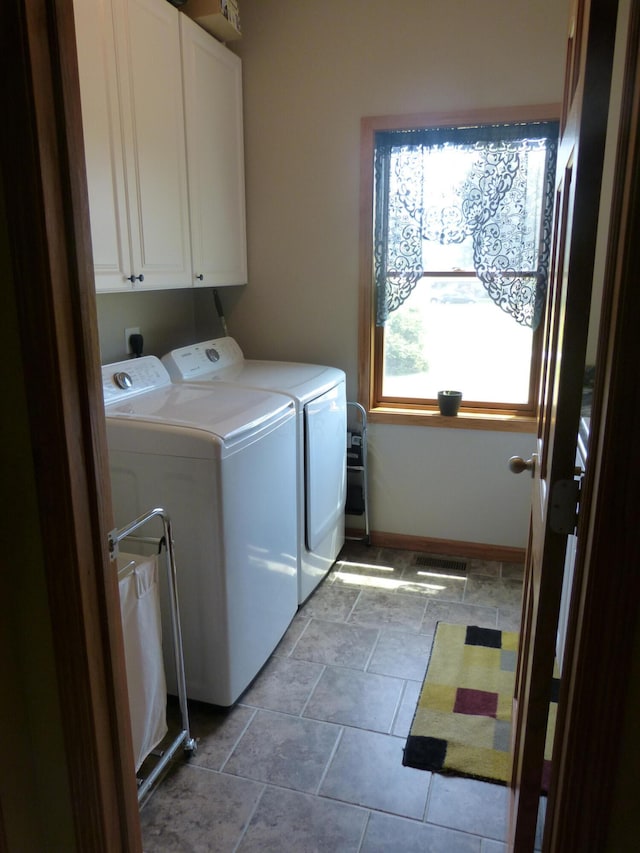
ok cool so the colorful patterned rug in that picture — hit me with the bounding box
[403,622,558,790]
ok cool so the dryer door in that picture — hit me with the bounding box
[304,383,347,551]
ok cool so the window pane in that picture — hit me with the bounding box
[382,277,534,405]
[420,147,476,272]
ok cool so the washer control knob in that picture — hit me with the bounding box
[113,371,133,390]
[205,347,220,362]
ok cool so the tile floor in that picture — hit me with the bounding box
[140,541,541,852]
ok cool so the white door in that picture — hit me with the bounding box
[304,385,347,551]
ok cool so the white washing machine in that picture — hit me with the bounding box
[162,337,346,603]
[102,356,298,706]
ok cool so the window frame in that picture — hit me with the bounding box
[358,104,561,433]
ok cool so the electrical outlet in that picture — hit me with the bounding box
[125,327,141,354]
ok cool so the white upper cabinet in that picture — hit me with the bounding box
[73,0,131,290]
[116,0,192,289]
[75,0,192,291]
[180,15,247,287]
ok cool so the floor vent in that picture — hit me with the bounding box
[413,556,467,573]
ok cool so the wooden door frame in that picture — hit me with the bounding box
[0,1,141,850]
[544,3,640,848]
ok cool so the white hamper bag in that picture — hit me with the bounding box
[118,553,168,771]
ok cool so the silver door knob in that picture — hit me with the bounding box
[509,455,536,474]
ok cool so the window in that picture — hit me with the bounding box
[359,107,559,429]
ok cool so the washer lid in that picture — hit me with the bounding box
[162,338,345,403]
[103,357,294,442]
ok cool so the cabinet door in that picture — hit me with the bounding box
[73,0,133,292]
[116,0,192,289]
[180,15,247,287]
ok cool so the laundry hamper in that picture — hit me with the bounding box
[110,507,196,801]
[118,551,168,771]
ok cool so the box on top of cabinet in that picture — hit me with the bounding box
[182,0,241,42]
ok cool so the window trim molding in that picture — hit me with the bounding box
[358,103,561,433]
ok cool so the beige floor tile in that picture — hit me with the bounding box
[239,656,324,715]
[299,582,360,622]
[290,617,379,669]
[182,702,256,772]
[140,764,262,852]
[421,600,498,635]
[497,606,522,632]
[320,727,430,819]
[426,774,508,840]
[236,785,367,852]
[400,564,467,601]
[392,679,422,738]
[467,559,501,577]
[501,561,525,580]
[367,629,433,680]
[348,589,427,631]
[222,709,340,793]
[361,811,481,852]
[272,613,310,657]
[303,665,404,732]
[464,575,523,610]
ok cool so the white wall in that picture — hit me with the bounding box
[370,423,536,544]
[224,0,568,548]
[97,289,199,363]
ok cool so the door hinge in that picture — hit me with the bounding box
[549,478,581,534]
[107,528,119,562]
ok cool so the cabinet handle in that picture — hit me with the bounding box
[196,274,204,280]
[126,274,144,282]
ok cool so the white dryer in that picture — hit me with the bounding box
[102,356,298,706]
[162,338,346,603]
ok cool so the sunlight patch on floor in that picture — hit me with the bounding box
[415,570,467,582]
[333,569,449,594]
[337,561,395,572]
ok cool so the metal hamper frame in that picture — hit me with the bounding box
[345,401,370,544]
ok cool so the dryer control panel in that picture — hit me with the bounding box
[102,356,171,405]
[162,337,244,381]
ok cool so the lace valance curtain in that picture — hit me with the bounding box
[373,121,558,329]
